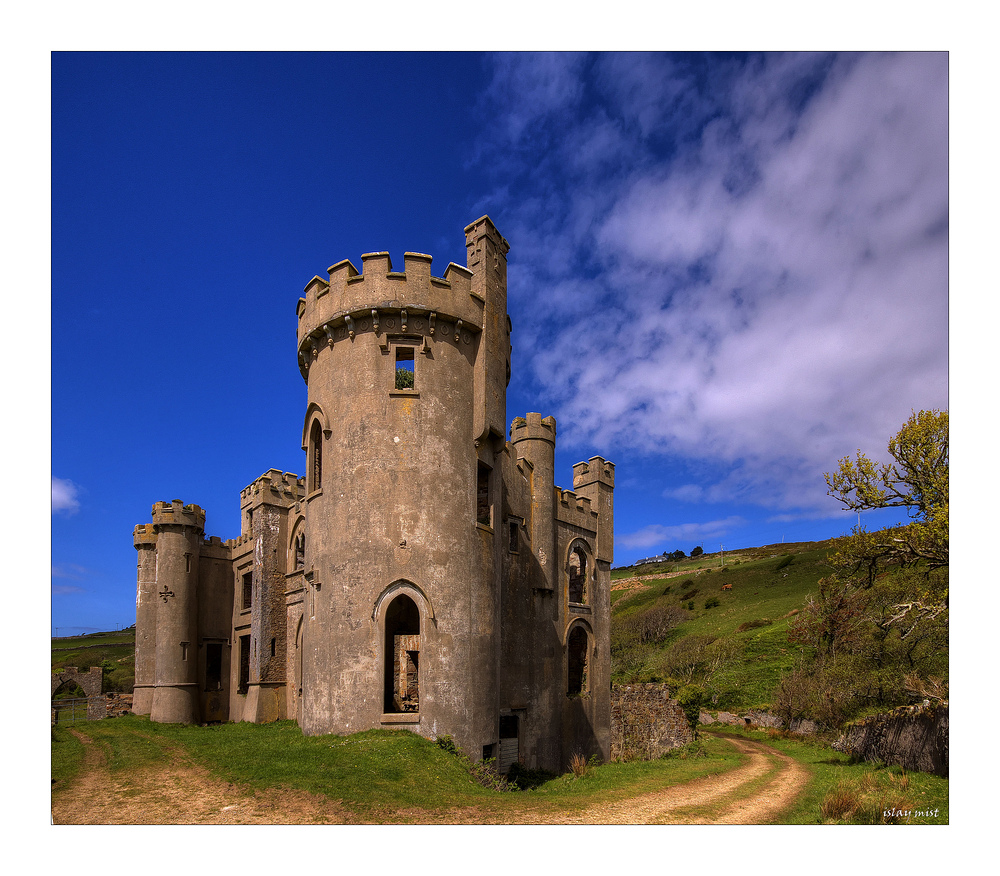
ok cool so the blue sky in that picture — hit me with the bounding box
[49,51,949,634]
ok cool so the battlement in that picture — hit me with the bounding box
[510,412,557,444]
[133,523,157,548]
[555,486,599,530]
[240,470,305,507]
[297,243,484,372]
[573,456,616,489]
[151,500,206,531]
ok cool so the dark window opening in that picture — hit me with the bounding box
[205,643,223,691]
[567,626,589,696]
[270,637,276,658]
[309,420,323,492]
[395,347,415,389]
[508,520,519,552]
[238,635,251,694]
[568,545,588,603]
[477,462,492,527]
[384,595,420,713]
[294,531,305,569]
[242,571,253,610]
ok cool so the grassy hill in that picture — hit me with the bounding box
[52,628,135,694]
[610,540,834,713]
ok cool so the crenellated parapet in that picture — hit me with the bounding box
[555,487,600,532]
[151,500,206,533]
[573,457,616,490]
[510,412,557,445]
[133,522,158,549]
[296,250,481,381]
[240,469,305,508]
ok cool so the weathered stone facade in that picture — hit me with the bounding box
[132,217,614,772]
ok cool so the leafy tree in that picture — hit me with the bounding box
[668,549,686,562]
[690,546,703,558]
[825,409,948,569]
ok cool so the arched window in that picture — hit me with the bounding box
[568,543,588,603]
[308,419,323,492]
[384,594,420,713]
[567,625,589,696]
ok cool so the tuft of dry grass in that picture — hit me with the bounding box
[569,752,589,778]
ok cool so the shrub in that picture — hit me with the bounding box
[687,600,695,610]
[568,752,589,778]
[736,618,772,632]
[681,587,699,601]
[704,597,720,609]
[676,684,706,732]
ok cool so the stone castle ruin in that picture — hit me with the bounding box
[132,217,614,772]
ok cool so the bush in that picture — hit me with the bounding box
[676,684,706,732]
[736,618,772,632]
[704,597,720,609]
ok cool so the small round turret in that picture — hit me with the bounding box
[148,501,204,724]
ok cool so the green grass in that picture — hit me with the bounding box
[611,544,833,711]
[51,716,742,821]
[52,628,135,693]
[707,727,948,824]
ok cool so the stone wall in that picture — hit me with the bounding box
[611,683,693,761]
[834,702,948,777]
[699,708,819,735]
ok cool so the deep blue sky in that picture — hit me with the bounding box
[50,51,949,634]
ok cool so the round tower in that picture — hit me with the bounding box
[132,523,158,715]
[148,500,204,725]
[510,413,558,591]
[293,218,510,756]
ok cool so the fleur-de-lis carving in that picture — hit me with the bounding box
[159,586,175,603]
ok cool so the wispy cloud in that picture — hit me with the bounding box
[620,516,746,550]
[52,563,89,580]
[478,52,947,514]
[52,476,81,515]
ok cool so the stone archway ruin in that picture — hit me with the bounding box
[51,666,105,720]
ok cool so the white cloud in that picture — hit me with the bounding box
[619,516,746,550]
[483,52,948,513]
[52,476,81,515]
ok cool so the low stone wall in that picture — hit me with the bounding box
[699,709,818,735]
[611,683,693,761]
[834,702,948,777]
[106,693,133,717]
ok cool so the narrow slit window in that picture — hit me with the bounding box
[477,463,492,527]
[205,643,223,691]
[242,571,253,610]
[395,347,415,389]
[309,420,323,492]
[238,635,250,694]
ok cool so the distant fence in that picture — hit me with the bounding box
[52,697,105,724]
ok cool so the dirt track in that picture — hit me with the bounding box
[51,731,807,825]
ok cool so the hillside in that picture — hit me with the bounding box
[52,628,135,694]
[610,540,834,713]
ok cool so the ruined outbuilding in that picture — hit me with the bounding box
[132,217,614,772]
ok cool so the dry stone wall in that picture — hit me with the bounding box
[611,683,693,761]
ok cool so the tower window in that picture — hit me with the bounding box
[568,626,589,696]
[477,463,492,527]
[395,347,415,389]
[238,635,251,694]
[309,420,323,492]
[242,571,253,610]
[205,643,223,691]
[569,545,588,604]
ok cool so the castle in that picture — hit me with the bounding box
[132,217,614,772]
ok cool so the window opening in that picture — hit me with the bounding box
[508,520,519,552]
[395,347,415,389]
[309,420,323,492]
[181,642,188,662]
[384,595,420,713]
[242,571,253,610]
[205,643,223,691]
[567,626,589,696]
[477,463,492,527]
[568,545,588,603]
[294,531,305,569]
[238,635,251,694]
[270,637,276,658]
